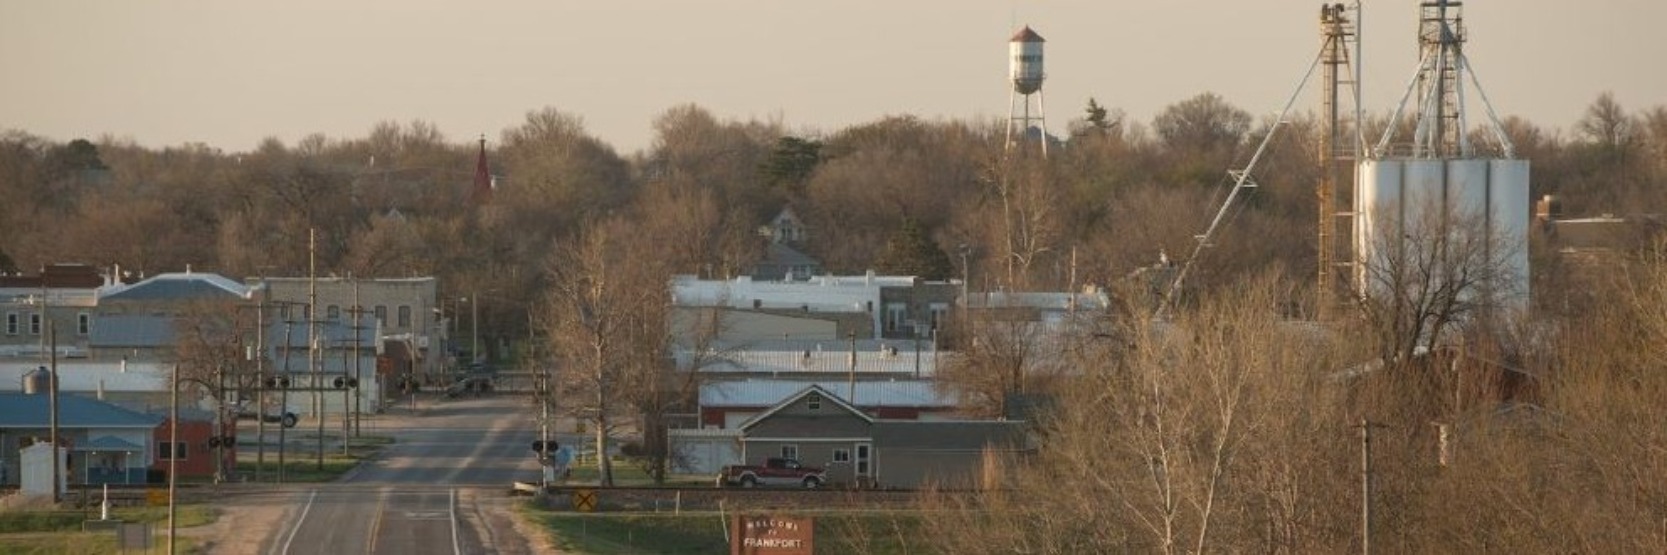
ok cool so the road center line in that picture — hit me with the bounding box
[365,489,388,555]
[279,489,318,555]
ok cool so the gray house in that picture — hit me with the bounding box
[736,385,1031,489]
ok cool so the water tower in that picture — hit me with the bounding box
[1355,0,1529,314]
[1006,26,1048,157]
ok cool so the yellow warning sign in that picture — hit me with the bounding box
[573,489,598,512]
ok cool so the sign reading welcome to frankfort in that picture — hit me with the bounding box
[731,514,814,555]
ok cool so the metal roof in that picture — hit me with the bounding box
[77,435,146,452]
[679,341,941,376]
[0,391,164,428]
[90,314,175,347]
[101,272,251,302]
[1010,26,1045,43]
[0,360,170,392]
[701,378,953,408]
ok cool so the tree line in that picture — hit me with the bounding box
[4,92,1665,517]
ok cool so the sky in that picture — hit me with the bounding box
[2,1,1662,155]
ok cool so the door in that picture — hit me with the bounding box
[855,442,872,487]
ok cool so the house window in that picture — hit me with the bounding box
[158,442,187,461]
[885,303,907,333]
[327,305,341,320]
[781,445,799,461]
[929,303,949,331]
[398,306,411,328]
[29,313,41,335]
[77,313,90,335]
[807,393,821,410]
[374,306,387,327]
[4,313,16,335]
[832,449,851,463]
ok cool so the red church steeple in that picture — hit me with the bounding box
[471,135,493,205]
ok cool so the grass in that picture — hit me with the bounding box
[562,463,713,487]
[0,504,213,554]
[0,505,213,533]
[518,505,929,555]
[235,455,363,483]
[233,433,392,482]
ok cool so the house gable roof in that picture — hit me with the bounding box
[738,384,872,432]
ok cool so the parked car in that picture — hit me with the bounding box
[717,457,826,488]
[444,375,494,398]
[234,400,300,428]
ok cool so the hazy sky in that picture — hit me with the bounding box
[3,1,1662,155]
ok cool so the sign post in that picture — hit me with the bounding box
[730,514,814,555]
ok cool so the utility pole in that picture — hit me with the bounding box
[350,279,364,438]
[847,332,857,404]
[309,229,324,471]
[167,366,178,554]
[254,299,266,483]
[278,313,294,484]
[48,322,60,505]
[470,292,480,366]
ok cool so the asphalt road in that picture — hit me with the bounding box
[256,393,564,555]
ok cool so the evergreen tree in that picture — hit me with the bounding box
[874,218,954,280]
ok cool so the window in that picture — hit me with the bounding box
[4,313,16,335]
[374,306,387,327]
[397,305,411,328]
[327,305,341,320]
[885,303,907,333]
[806,393,822,410]
[780,445,799,461]
[301,305,312,321]
[158,442,187,461]
[928,303,949,331]
[832,449,851,463]
[29,313,41,335]
[77,313,90,335]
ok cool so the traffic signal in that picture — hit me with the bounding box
[530,440,557,455]
[263,376,291,389]
[333,377,359,389]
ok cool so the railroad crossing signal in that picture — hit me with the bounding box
[530,440,558,455]
[572,489,597,512]
[263,376,291,389]
[332,376,359,389]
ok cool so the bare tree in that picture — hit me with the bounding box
[918,272,1352,554]
[542,219,660,485]
[1354,196,1522,372]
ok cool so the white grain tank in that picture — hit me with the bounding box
[1354,158,1530,310]
[1009,26,1045,95]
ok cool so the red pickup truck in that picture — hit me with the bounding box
[716,457,826,488]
